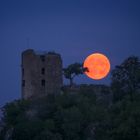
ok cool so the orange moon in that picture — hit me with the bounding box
[83,53,110,80]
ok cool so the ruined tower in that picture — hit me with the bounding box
[21,49,63,99]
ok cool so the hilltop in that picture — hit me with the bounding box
[0,56,140,140]
[0,85,140,140]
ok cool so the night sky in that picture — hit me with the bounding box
[0,0,140,107]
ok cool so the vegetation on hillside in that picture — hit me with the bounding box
[0,56,140,140]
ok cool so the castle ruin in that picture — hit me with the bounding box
[21,49,63,99]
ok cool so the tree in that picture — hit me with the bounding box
[63,63,86,86]
[111,56,140,101]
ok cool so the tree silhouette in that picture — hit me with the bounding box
[63,63,87,86]
[111,56,140,101]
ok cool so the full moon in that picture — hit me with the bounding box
[83,53,110,80]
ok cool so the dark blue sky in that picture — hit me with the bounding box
[0,0,140,106]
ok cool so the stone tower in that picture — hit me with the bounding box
[21,49,63,99]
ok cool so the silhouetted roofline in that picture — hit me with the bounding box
[22,49,60,56]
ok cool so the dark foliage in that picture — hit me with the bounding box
[111,56,140,101]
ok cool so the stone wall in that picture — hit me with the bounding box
[21,49,63,99]
[62,84,113,105]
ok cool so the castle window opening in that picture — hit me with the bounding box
[22,68,24,76]
[41,79,45,86]
[40,55,45,62]
[22,80,25,87]
[41,68,45,75]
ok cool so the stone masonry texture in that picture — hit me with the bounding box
[21,49,63,99]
